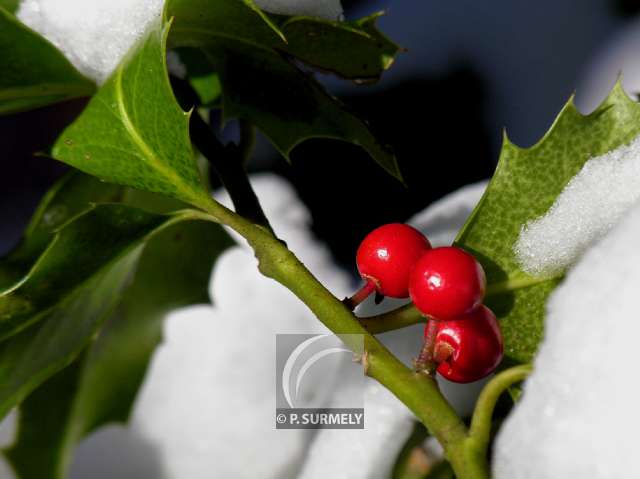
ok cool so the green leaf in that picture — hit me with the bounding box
[214,43,399,178]
[277,12,401,82]
[0,7,95,115]
[0,172,232,478]
[455,82,640,363]
[0,0,18,13]
[0,174,123,289]
[191,73,222,106]
[0,205,164,341]
[0,203,214,421]
[5,219,232,479]
[52,19,212,209]
[166,0,402,179]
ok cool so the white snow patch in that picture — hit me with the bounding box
[166,50,186,79]
[409,181,488,248]
[253,0,343,20]
[70,426,166,479]
[495,200,640,478]
[298,381,414,479]
[515,136,640,277]
[0,411,17,479]
[0,410,17,449]
[17,0,164,83]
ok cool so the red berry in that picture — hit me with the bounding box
[430,305,503,383]
[356,224,431,298]
[409,246,486,320]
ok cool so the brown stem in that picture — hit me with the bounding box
[414,318,438,373]
[343,280,377,310]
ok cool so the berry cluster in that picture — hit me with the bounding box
[351,223,503,383]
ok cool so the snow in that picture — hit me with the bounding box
[494,200,640,478]
[253,0,343,20]
[409,181,488,248]
[0,411,17,479]
[17,0,164,84]
[298,381,414,479]
[514,135,640,277]
[166,50,186,79]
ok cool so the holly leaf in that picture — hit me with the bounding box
[52,19,212,209]
[5,217,232,479]
[166,0,402,180]
[455,82,640,363]
[0,174,122,289]
[0,171,231,478]
[277,12,401,82]
[0,201,220,423]
[0,7,95,115]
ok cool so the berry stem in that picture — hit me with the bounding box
[414,318,438,373]
[343,280,377,310]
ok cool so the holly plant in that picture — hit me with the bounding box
[2,1,640,478]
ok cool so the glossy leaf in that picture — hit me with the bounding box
[0,8,95,115]
[277,12,401,81]
[215,43,398,177]
[6,221,232,479]
[0,206,165,341]
[52,20,212,209]
[0,202,217,419]
[167,0,402,179]
[0,174,122,289]
[0,173,232,479]
[455,83,640,363]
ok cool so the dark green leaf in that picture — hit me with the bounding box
[0,7,94,115]
[0,0,17,13]
[0,203,214,420]
[277,12,401,81]
[455,83,640,363]
[167,0,402,179]
[52,20,212,209]
[212,43,399,178]
[5,219,232,479]
[0,205,167,341]
[1,172,232,479]
[0,171,191,291]
[0,174,122,289]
